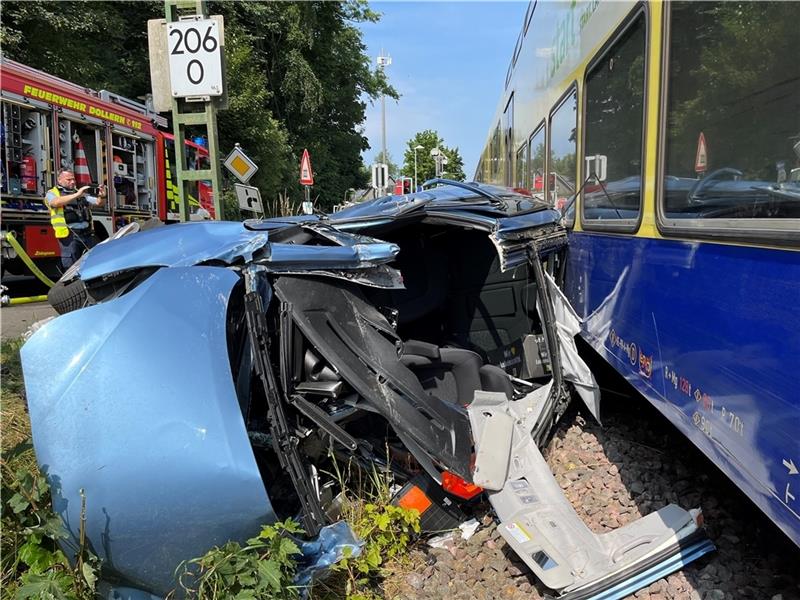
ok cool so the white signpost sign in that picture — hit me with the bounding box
[234,184,263,216]
[167,18,223,98]
[371,163,388,191]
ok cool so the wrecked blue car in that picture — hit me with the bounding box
[21,181,713,599]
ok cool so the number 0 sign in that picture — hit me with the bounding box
[167,19,223,98]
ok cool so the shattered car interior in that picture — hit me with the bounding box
[21,181,713,599]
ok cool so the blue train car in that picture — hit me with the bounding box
[476,0,800,546]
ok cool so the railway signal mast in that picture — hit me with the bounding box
[377,51,391,196]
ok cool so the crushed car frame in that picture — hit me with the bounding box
[21,180,713,599]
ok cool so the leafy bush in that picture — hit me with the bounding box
[319,460,421,600]
[177,519,304,599]
[333,501,420,600]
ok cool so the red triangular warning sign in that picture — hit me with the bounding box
[299,149,314,185]
[695,132,708,174]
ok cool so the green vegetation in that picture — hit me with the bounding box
[0,1,396,212]
[179,461,421,600]
[401,130,466,183]
[325,463,420,600]
[177,519,305,599]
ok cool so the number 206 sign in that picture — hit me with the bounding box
[167,19,223,98]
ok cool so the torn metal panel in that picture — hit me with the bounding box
[260,265,403,289]
[468,389,714,599]
[266,240,400,270]
[21,266,273,596]
[273,275,474,481]
[330,192,434,222]
[542,270,602,423]
[490,224,568,272]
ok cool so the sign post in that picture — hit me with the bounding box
[371,163,388,193]
[234,183,263,217]
[299,149,314,214]
[150,1,225,222]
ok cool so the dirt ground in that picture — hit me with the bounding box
[0,302,56,341]
[384,395,800,600]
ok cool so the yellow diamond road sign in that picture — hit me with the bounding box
[224,145,258,183]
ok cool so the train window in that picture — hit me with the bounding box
[582,13,646,227]
[504,94,514,186]
[515,145,527,189]
[548,88,577,211]
[525,0,536,36]
[660,1,800,237]
[528,124,546,200]
[490,123,501,182]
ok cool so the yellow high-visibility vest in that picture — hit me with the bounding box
[46,187,69,239]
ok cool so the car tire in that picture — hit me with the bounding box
[48,278,91,315]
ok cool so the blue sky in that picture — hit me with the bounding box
[359,1,527,179]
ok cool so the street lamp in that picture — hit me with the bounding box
[413,144,423,192]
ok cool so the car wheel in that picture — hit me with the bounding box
[48,278,92,315]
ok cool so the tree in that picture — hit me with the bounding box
[216,1,396,210]
[401,130,466,184]
[0,0,395,213]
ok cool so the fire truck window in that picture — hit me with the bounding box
[63,122,102,186]
[548,90,577,209]
[662,1,800,223]
[583,14,645,224]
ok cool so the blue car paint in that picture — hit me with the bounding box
[564,232,800,547]
[76,221,401,284]
[22,266,274,595]
[77,221,270,281]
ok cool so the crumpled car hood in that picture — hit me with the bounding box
[72,220,402,285]
[21,266,273,595]
[76,221,271,281]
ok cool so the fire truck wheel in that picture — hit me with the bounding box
[48,278,92,315]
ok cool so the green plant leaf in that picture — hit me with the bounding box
[81,561,98,590]
[8,492,30,514]
[257,559,282,591]
[375,512,390,531]
[15,572,69,600]
[18,537,57,574]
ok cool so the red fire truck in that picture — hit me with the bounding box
[0,58,214,280]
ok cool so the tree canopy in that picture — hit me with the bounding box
[0,0,395,213]
[401,130,465,184]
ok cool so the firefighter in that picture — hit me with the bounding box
[45,169,106,270]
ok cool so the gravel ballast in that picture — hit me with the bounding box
[383,389,800,600]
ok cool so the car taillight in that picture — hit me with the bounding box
[396,484,433,515]
[441,471,483,500]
